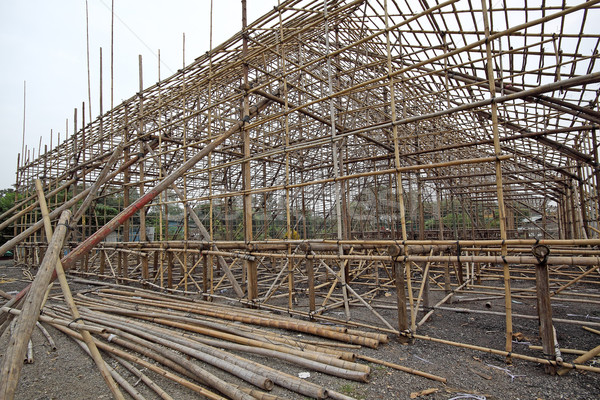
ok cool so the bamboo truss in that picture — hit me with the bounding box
[6,0,600,374]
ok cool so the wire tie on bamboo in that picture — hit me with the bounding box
[532,244,550,264]
[67,317,85,328]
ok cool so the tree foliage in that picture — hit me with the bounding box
[0,188,16,248]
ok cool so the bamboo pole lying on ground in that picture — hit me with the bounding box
[557,344,600,376]
[71,337,145,400]
[49,307,258,400]
[35,321,56,350]
[96,291,382,348]
[0,210,71,400]
[49,323,229,400]
[583,326,600,336]
[81,306,370,382]
[109,355,175,400]
[49,304,329,400]
[83,301,369,373]
[529,345,589,356]
[83,291,357,361]
[356,354,446,383]
[403,331,600,374]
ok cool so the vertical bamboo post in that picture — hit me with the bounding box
[202,253,208,293]
[241,0,257,301]
[138,55,147,247]
[301,243,316,314]
[208,254,214,295]
[444,261,452,296]
[422,267,430,309]
[533,244,557,374]
[481,0,513,359]
[141,255,149,280]
[99,249,105,275]
[167,251,173,289]
[117,249,122,279]
[307,256,316,314]
[389,245,409,342]
[384,0,414,331]
[394,259,409,342]
[122,252,128,280]
[324,0,350,319]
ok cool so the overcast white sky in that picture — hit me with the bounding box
[0,0,276,189]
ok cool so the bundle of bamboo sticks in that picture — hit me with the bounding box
[2,282,448,400]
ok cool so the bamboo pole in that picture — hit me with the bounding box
[110,355,174,400]
[533,245,556,374]
[34,179,125,399]
[0,210,71,400]
[404,331,600,374]
[50,322,227,400]
[71,143,123,225]
[357,354,446,383]
[557,344,600,376]
[78,311,273,393]
[72,337,144,400]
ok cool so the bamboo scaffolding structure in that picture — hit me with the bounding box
[5,0,600,391]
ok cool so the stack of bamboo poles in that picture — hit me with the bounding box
[2,283,447,400]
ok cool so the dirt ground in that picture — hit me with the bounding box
[1,259,599,400]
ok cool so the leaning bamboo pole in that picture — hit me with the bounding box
[34,179,124,399]
[0,210,71,400]
[71,337,143,400]
[557,344,600,376]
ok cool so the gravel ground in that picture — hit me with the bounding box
[1,259,599,400]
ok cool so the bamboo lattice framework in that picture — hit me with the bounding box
[8,0,600,341]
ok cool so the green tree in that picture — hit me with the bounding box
[0,188,17,248]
